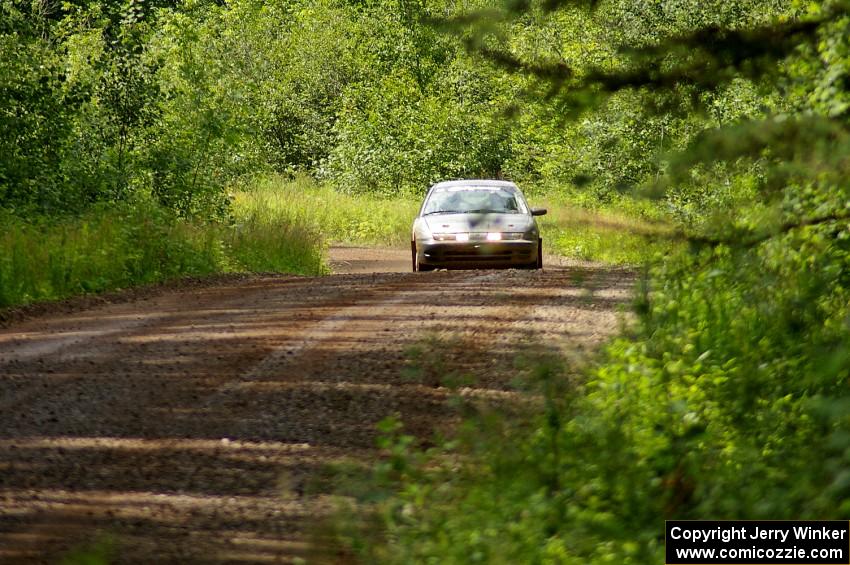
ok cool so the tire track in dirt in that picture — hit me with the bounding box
[0,251,634,563]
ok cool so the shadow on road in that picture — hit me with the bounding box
[0,255,635,562]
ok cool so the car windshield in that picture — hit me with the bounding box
[422,187,527,215]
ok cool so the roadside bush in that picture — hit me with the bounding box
[229,183,328,275]
[535,196,676,265]
[0,203,219,307]
[234,176,419,247]
[0,198,324,308]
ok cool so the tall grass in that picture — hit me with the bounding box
[235,176,677,264]
[228,189,327,275]
[233,176,419,247]
[0,199,324,309]
[536,195,678,264]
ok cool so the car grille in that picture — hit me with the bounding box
[430,248,532,262]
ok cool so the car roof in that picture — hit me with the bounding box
[430,179,519,190]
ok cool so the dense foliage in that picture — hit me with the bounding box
[2,0,790,209]
[4,0,850,562]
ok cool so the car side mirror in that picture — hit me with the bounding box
[531,208,547,216]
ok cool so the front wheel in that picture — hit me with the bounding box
[411,241,417,272]
[412,241,434,272]
[536,238,543,270]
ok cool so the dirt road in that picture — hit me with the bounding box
[0,247,633,563]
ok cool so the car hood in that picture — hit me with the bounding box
[424,213,533,233]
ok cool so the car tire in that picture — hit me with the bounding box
[536,238,543,270]
[411,241,417,272]
[412,241,434,272]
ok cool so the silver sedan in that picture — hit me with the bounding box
[411,180,547,271]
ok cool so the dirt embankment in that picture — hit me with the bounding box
[0,247,634,563]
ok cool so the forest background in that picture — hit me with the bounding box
[3,0,850,562]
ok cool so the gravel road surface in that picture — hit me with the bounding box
[0,247,634,563]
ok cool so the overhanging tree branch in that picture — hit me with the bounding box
[432,5,846,112]
[680,209,850,249]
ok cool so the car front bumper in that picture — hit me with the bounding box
[417,239,538,269]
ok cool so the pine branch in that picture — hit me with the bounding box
[473,44,573,83]
[581,17,825,93]
[681,209,850,249]
[441,6,846,109]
